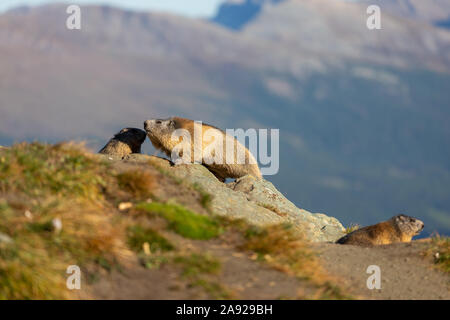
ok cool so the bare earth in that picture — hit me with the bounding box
[78,236,313,300]
[314,241,450,300]
[79,238,449,300]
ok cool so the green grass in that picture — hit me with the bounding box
[425,236,450,274]
[136,202,222,240]
[345,223,361,234]
[127,225,174,253]
[174,253,221,278]
[0,142,107,199]
[173,253,231,299]
[190,279,231,299]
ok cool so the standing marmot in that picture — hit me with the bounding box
[144,117,262,181]
[336,215,424,246]
[99,128,146,157]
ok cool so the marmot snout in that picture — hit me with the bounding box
[336,214,424,246]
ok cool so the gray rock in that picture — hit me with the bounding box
[114,154,345,242]
[229,175,345,242]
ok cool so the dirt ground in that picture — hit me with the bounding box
[79,232,320,300]
[314,241,450,300]
[81,247,305,300]
[80,237,449,300]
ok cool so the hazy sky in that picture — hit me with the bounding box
[0,0,226,17]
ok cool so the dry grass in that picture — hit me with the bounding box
[422,235,450,274]
[243,224,322,280]
[242,223,351,299]
[116,170,155,200]
[0,143,130,299]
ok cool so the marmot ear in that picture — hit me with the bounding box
[169,120,176,127]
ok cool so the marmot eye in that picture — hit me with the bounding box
[155,120,162,124]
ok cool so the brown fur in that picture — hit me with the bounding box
[336,214,424,246]
[144,117,262,181]
[99,128,146,158]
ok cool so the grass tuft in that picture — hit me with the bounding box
[173,253,231,299]
[127,225,174,253]
[116,170,154,199]
[136,202,222,240]
[242,223,351,299]
[174,253,221,278]
[423,235,450,274]
[345,223,361,234]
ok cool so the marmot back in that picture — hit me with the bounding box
[144,117,262,181]
[99,128,146,157]
[336,214,424,246]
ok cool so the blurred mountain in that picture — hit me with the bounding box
[0,2,449,235]
[212,0,286,30]
[241,0,450,72]
[214,0,450,30]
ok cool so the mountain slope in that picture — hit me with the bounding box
[214,0,450,30]
[212,0,285,30]
[241,0,450,72]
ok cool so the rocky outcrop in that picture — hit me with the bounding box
[104,154,345,242]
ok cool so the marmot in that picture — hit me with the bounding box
[336,215,424,246]
[144,117,262,181]
[99,128,146,157]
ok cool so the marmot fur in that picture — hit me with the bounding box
[99,128,146,157]
[336,214,424,246]
[144,117,262,181]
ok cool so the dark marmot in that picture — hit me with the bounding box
[336,214,424,246]
[144,117,262,181]
[99,128,146,157]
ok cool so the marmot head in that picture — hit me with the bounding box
[391,214,424,236]
[99,127,147,155]
[144,117,187,149]
[144,118,177,137]
[114,128,147,145]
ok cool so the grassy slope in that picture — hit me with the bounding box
[0,143,351,300]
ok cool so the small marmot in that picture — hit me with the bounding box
[144,117,262,181]
[99,128,146,157]
[336,214,424,246]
